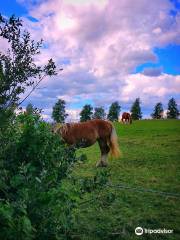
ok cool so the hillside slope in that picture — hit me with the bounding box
[65,120,180,240]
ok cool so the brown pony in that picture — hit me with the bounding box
[121,112,132,124]
[52,119,120,167]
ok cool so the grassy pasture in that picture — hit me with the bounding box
[66,120,180,240]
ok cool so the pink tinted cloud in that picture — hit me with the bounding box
[16,0,180,118]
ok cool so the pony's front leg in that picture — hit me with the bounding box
[96,139,110,167]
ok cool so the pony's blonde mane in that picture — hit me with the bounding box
[60,124,69,135]
[52,123,62,133]
[53,122,76,135]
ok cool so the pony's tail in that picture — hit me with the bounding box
[109,125,121,158]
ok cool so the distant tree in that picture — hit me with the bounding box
[80,104,93,122]
[93,107,106,120]
[107,101,121,121]
[167,98,179,119]
[26,103,34,115]
[130,98,142,120]
[26,103,42,117]
[52,99,68,123]
[151,102,163,119]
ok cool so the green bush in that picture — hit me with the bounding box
[0,112,77,240]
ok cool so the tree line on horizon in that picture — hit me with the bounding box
[51,97,179,123]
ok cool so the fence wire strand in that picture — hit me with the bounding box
[106,183,180,198]
[79,182,180,206]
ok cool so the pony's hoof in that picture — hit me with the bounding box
[96,161,108,167]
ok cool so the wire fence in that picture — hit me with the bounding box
[79,182,180,206]
[106,183,180,198]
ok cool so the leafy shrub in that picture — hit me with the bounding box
[0,112,77,240]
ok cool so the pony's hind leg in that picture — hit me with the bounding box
[96,139,110,167]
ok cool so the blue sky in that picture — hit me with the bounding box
[135,45,180,75]
[0,0,27,16]
[0,0,180,120]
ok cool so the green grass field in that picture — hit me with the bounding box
[65,120,180,240]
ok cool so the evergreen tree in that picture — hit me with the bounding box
[130,98,142,120]
[167,98,179,119]
[93,107,106,120]
[107,101,121,121]
[52,99,68,123]
[151,102,163,119]
[80,104,93,122]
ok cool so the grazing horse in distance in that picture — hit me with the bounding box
[52,119,120,167]
[121,112,132,124]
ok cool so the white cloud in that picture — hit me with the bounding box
[14,0,180,119]
[66,108,81,122]
[121,74,180,104]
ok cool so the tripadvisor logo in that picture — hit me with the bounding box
[135,227,173,235]
[135,227,143,235]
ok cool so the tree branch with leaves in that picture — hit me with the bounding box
[0,14,58,113]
